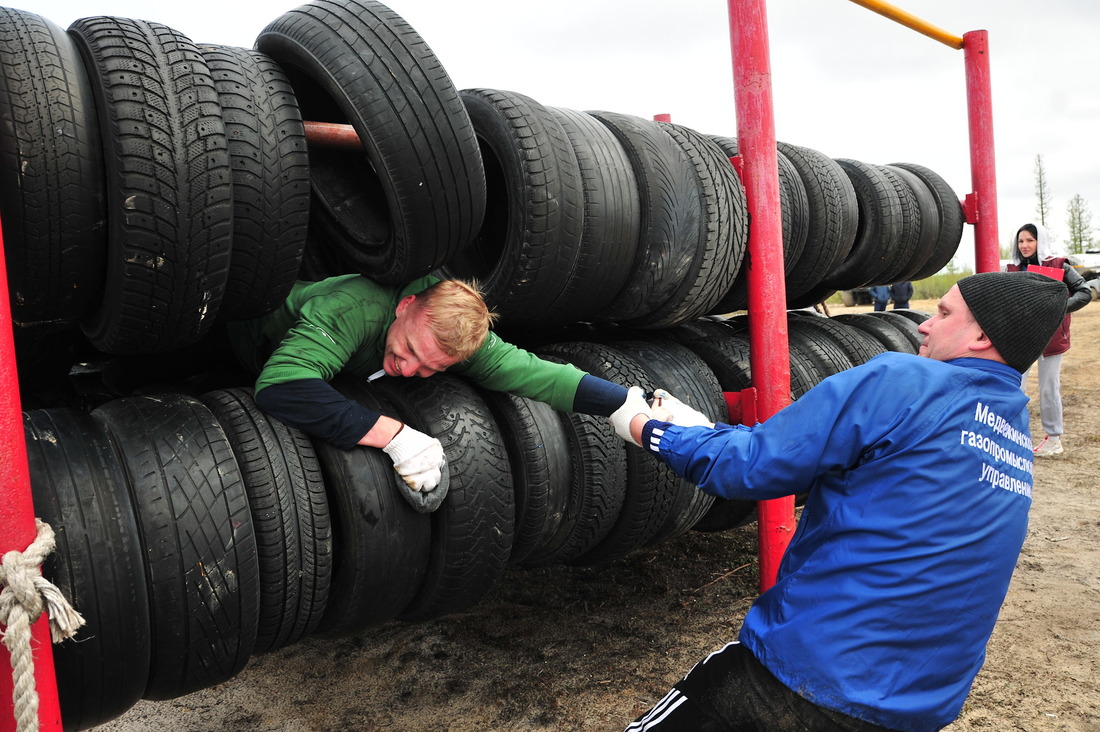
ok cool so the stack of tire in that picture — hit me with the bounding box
[2,1,946,728]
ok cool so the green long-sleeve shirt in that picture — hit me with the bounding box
[229,274,586,412]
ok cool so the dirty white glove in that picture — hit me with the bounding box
[652,389,715,429]
[382,424,448,512]
[608,386,653,447]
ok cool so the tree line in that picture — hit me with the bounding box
[1031,153,1095,255]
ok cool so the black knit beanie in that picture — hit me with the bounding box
[956,271,1067,372]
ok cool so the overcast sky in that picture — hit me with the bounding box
[28,0,1100,272]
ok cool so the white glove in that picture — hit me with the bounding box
[608,386,653,447]
[382,424,446,492]
[652,389,715,429]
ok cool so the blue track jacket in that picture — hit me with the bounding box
[641,353,1034,731]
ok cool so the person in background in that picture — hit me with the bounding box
[890,280,913,309]
[607,271,1068,732]
[1006,222,1092,456]
[868,284,891,311]
[230,274,629,511]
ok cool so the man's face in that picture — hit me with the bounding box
[382,296,460,378]
[917,285,988,362]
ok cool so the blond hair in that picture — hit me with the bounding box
[413,279,499,361]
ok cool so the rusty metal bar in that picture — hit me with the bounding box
[303,120,364,151]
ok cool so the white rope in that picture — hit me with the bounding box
[0,519,86,732]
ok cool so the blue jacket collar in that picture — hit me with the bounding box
[946,357,1022,384]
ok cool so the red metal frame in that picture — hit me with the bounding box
[0,222,64,730]
[0,2,1005,725]
[727,0,796,591]
[963,30,999,273]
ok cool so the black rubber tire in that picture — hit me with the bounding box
[832,313,916,354]
[785,319,856,378]
[672,321,822,400]
[776,142,858,303]
[309,378,430,635]
[369,375,515,621]
[604,340,724,541]
[826,159,907,290]
[478,390,572,565]
[706,137,809,313]
[545,106,641,322]
[664,327,768,534]
[667,321,821,532]
[531,412,627,567]
[867,164,925,286]
[880,164,940,283]
[91,394,260,700]
[199,45,309,321]
[785,281,839,310]
[517,353,627,568]
[256,0,486,284]
[297,219,347,283]
[585,111,707,323]
[790,313,886,366]
[534,343,666,564]
[443,89,584,326]
[890,162,965,280]
[889,308,933,325]
[865,310,924,351]
[199,388,332,653]
[0,8,105,334]
[632,122,746,328]
[69,16,233,355]
[25,408,150,730]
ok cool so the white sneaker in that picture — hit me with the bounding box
[1034,435,1063,457]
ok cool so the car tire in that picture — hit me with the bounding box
[69,16,233,354]
[256,0,486,283]
[25,408,150,729]
[91,394,260,700]
[199,45,309,321]
[0,8,105,335]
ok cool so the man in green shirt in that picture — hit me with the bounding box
[229,274,641,511]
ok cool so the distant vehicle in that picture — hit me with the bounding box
[1069,250,1100,280]
[840,288,872,306]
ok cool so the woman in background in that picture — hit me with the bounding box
[1006,222,1092,456]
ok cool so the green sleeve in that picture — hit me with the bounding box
[453,332,586,412]
[254,291,388,393]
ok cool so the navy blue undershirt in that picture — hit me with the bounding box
[255,374,628,449]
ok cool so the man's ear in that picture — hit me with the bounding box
[971,330,996,353]
[395,294,417,317]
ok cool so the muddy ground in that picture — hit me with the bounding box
[98,299,1100,732]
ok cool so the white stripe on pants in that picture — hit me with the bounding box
[624,688,688,731]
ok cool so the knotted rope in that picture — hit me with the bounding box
[1,519,86,732]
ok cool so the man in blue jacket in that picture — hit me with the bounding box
[606,272,1069,731]
[869,284,892,311]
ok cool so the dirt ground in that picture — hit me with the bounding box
[97,298,1100,732]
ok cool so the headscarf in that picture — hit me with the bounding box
[1012,221,1060,267]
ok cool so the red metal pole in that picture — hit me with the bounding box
[964,30,1000,274]
[0,223,64,729]
[728,0,795,592]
